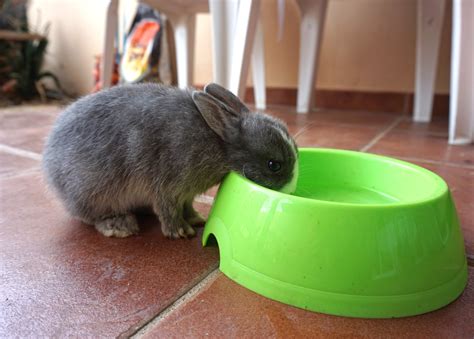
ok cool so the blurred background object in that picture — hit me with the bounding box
[0,0,63,106]
[23,0,473,144]
[119,4,162,84]
[25,0,450,98]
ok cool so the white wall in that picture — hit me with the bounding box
[28,0,112,96]
[29,0,452,96]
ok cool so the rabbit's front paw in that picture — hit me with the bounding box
[161,221,196,239]
[155,200,197,239]
[95,214,139,238]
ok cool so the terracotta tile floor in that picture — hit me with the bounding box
[1,104,473,337]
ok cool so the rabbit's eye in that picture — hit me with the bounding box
[268,160,281,172]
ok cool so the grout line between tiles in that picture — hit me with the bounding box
[0,168,42,180]
[0,143,42,161]
[359,116,404,152]
[397,156,474,170]
[130,268,220,338]
[402,130,450,138]
[267,105,404,117]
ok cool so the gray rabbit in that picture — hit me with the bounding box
[43,83,298,239]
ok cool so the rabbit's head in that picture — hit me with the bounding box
[192,83,298,194]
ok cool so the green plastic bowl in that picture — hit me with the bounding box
[202,148,468,318]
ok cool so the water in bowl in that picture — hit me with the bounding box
[294,184,399,204]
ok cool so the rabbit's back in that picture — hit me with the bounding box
[42,83,216,217]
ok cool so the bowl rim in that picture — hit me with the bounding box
[227,148,448,209]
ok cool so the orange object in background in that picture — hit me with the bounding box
[120,19,160,83]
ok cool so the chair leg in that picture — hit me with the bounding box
[229,0,261,98]
[209,0,239,87]
[296,0,328,113]
[169,14,196,88]
[413,0,446,122]
[102,0,119,89]
[252,18,266,110]
[449,0,474,145]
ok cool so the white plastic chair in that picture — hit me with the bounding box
[448,0,473,145]
[290,0,447,117]
[295,0,328,114]
[413,0,473,144]
[413,0,446,123]
[209,0,264,105]
[289,0,473,145]
[102,0,267,109]
[143,0,208,90]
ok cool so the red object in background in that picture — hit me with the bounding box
[92,54,120,92]
[120,19,160,83]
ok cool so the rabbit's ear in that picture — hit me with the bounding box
[204,83,250,115]
[192,91,240,141]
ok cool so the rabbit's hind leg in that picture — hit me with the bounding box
[94,214,140,238]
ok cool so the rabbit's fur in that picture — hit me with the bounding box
[43,83,298,238]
